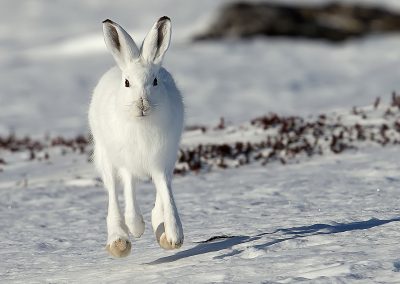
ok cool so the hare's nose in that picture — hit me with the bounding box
[137,97,150,112]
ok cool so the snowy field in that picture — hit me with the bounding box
[1,144,400,282]
[1,0,400,283]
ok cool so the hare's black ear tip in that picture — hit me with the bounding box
[102,19,114,24]
[158,16,170,22]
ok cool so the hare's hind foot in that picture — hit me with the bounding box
[152,201,184,250]
[155,222,183,250]
[158,232,183,250]
[106,238,131,258]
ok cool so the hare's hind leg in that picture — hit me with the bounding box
[152,173,184,250]
[95,146,131,257]
[119,168,145,238]
[151,190,165,245]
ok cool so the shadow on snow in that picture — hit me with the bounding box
[146,217,400,265]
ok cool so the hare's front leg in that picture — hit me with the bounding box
[152,173,184,250]
[98,153,131,257]
[119,168,145,238]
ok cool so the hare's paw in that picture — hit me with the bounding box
[106,233,131,258]
[156,220,184,250]
[106,222,131,258]
[158,231,183,250]
[106,237,131,258]
[125,214,145,238]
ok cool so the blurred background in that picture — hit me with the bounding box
[2,0,400,136]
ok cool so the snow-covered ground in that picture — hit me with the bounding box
[1,102,400,282]
[1,144,400,283]
[2,0,400,283]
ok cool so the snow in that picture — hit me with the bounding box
[1,145,400,282]
[1,0,400,282]
[2,0,400,135]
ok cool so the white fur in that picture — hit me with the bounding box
[89,17,184,256]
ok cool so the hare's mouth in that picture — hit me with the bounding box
[136,110,150,118]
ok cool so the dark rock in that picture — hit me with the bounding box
[194,2,400,42]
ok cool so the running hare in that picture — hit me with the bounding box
[89,17,184,257]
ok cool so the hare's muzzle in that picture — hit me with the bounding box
[135,97,151,117]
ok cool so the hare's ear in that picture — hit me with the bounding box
[141,16,171,65]
[102,19,139,70]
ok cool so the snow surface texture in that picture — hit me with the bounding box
[1,142,400,282]
[1,0,400,283]
[1,103,400,282]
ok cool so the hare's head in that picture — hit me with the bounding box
[102,17,172,118]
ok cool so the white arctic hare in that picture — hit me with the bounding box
[89,17,184,258]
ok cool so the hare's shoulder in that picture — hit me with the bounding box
[159,68,178,91]
[159,67,182,104]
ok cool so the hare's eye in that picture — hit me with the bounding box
[153,77,158,86]
[125,79,130,88]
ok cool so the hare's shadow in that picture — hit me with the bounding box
[146,217,400,265]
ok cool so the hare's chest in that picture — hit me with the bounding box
[110,124,165,173]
